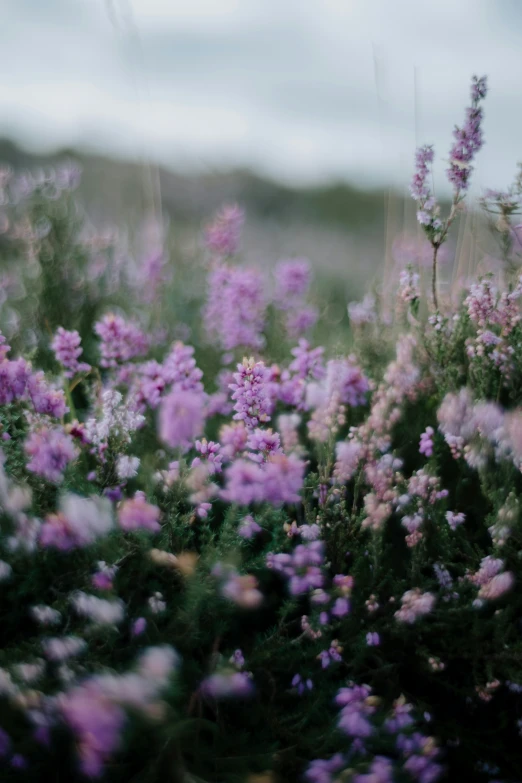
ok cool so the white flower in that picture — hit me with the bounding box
[72,592,125,626]
[116,455,140,480]
[59,494,113,543]
[31,605,62,626]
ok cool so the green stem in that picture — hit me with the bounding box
[432,243,439,311]
[64,383,77,422]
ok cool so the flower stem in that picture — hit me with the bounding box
[432,243,439,311]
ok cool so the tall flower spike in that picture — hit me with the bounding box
[410,75,488,310]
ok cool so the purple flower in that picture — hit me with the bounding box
[286,306,318,338]
[447,75,488,193]
[203,204,244,257]
[204,262,266,352]
[60,682,126,777]
[305,754,345,783]
[223,454,304,507]
[200,671,254,699]
[267,540,324,594]
[246,428,282,462]
[51,327,90,377]
[292,673,313,695]
[230,649,245,669]
[27,371,68,418]
[0,358,31,405]
[159,388,205,452]
[410,145,434,202]
[229,358,271,430]
[419,427,434,457]
[289,339,325,381]
[25,427,78,484]
[131,617,147,637]
[238,514,261,539]
[94,313,148,368]
[331,597,350,617]
[118,491,160,533]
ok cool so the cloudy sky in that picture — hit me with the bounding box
[3,0,522,193]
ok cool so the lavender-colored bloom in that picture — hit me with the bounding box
[366,631,380,646]
[163,341,204,394]
[25,427,77,484]
[219,568,263,609]
[336,683,375,738]
[385,698,414,733]
[305,753,345,783]
[328,358,370,407]
[267,540,324,594]
[59,682,126,777]
[275,258,312,302]
[333,440,362,484]
[395,589,436,624]
[203,204,244,257]
[131,617,147,638]
[246,427,282,463]
[299,523,321,540]
[51,327,90,377]
[94,313,148,368]
[348,293,377,327]
[39,494,113,551]
[104,486,123,503]
[230,649,245,669]
[26,370,68,418]
[230,358,271,429]
[0,358,31,406]
[219,421,248,460]
[92,561,118,590]
[260,454,305,505]
[223,453,305,507]
[192,439,223,474]
[238,514,261,539]
[447,76,488,193]
[204,263,266,352]
[286,306,318,338]
[410,145,435,202]
[434,564,453,590]
[419,427,434,457]
[222,459,265,505]
[331,597,350,617]
[291,673,313,695]
[42,635,87,661]
[118,491,160,533]
[200,671,254,699]
[289,339,326,381]
[353,757,394,783]
[159,388,205,452]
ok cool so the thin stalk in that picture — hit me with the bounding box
[431,243,439,311]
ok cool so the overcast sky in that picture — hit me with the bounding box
[3,0,522,193]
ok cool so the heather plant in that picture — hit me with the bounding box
[0,75,522,783]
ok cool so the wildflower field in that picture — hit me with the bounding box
[0,75,522,783]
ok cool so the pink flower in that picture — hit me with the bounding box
[118,491,160,533]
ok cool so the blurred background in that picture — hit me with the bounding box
[3,0,522,298]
